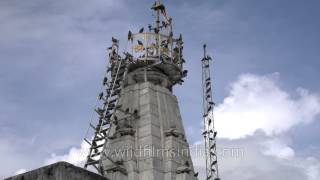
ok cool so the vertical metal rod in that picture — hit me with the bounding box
[201,44,209,179]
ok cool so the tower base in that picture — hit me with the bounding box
[100,82,198,180]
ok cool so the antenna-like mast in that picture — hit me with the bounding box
[201,44,220,180]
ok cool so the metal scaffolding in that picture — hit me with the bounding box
[201,44,220,180]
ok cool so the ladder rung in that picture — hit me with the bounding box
[85,159,99,166]
[108,98,117,104]
[95,124,102,131]
[95,123,109,133]
[108,103,115,107]
[84,138,91,145]
[102,120,110,126]
[94,108,105,116]
[90,123,96,130]
[111,92,121,97]
[111,72,124,78]
[91,143,104,149]
[105,105,115,111]
[92,122,106,131]
[104,101,115,107]
[106,87,120,94]
[112,87,121,92]
[90,152,102,157]
[106,84,120,91]
[104,82,112,88]
[100,128,110,133]
[94,133,105,141]
[104,113,112,119]
[107,87,121,93]
[112,76,123,82]
[94,136,106,141]
[107,107,115,111]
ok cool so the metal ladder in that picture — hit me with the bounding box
[84,40,128,172]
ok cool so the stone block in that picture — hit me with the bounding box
[138,157,164,172]
[138,123,161,138]
[176,172,196,180]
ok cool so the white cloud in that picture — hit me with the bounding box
[215,73,320,139]
[262,138,295,159]
[14,169,27,175]
[191,136,320,180]
[306,157,320,180]
[44,141,89,167]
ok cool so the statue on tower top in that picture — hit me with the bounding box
[106,0,188,87]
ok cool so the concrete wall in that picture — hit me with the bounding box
[5,161,109,180]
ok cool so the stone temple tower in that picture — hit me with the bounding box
[83,1,198,180]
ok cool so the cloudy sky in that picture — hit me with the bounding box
[1,0,320,179]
